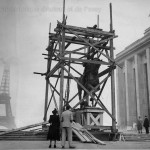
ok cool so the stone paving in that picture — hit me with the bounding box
[0,140,150,150]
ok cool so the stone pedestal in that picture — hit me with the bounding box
[74,107,104,129]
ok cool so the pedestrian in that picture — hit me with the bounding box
[143,116,149,134]
[137,116,142,134]
[61,105,75,149]
[47,108,60,148]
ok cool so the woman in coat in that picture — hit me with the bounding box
[137,116,142,134]
[47,108,60,148]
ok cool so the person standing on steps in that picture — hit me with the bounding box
[61,105,75,149]
[143,116,149,134]
[137,116,142,134]
[47,108,60,148]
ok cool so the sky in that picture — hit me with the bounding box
[0,0,150,128]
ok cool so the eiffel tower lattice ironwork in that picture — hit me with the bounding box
[0,64,16,129]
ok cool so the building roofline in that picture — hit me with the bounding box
[116,27,150,62]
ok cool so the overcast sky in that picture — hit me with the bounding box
[0,0,150,128]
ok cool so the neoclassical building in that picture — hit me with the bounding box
[116,27,150,130]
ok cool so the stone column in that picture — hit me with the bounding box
[134,54,143,117]
[134,55,140,117]
[146,48,150,118]
[124,59,137,128]
[116,63,127,129]
[124,60,130,127]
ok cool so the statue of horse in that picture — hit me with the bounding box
[77,58,101,106]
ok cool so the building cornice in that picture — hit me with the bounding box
[116,32,150,63]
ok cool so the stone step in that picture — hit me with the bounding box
[0,131,48,141]
[122,134,150,141]
[0,137,47,141]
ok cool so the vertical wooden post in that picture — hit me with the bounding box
[44,78,49,121]
[110,3,116,132]
[59,0,65,116]
[97,14,99,28]
[66,53,71,103]
[43,23,51,121]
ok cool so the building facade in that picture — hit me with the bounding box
[116,27,150,130]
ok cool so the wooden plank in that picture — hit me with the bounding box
[82,131,97,143]
[49,74,75,79]
[48,81,66,103]
[44,32,54,121]
[68,93,78,103]
[62,38,111,50]
[72,128,86,142]
[59,56,111,66]
[97,66,116,77]
[50,58,82,65]
[55,27,104,38]
[49,50,86,56]
[84,125,112,130]
[0,122,48,136]
[75,123,106,145]
[49,84,58,111]
[95,97,116,122]
[72,122,92,142]
[46,61,61,78]
[110,3,117,132]
[43,51,86,56]
[44,72,60,119]
[57,22,115,37]
[59,14,65,115]
[49,33,111,49]
[72,127,89,142]
[87,133,106,145]
[82,107,104,113]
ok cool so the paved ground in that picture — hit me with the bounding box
[0,140,150,150]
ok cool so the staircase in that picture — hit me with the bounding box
[122,133,150,141]
[0,130,48,141]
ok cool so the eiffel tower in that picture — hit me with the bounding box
[0,63,16,129]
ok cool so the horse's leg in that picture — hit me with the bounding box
[77,84,82,101]
[90,93,95,107]
[83,88,89,107]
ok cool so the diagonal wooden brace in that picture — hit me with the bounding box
[46,61,61,79]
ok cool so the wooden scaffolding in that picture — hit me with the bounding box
[35,2,118,132]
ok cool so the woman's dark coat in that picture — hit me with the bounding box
[47,114,60,140]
